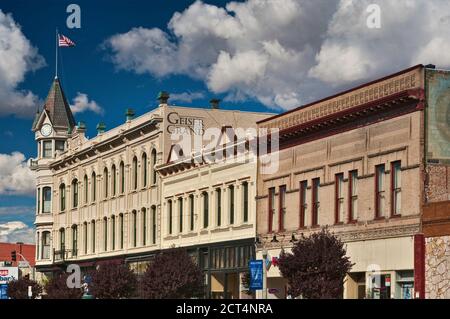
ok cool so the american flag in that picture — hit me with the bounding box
[58,34,76,47]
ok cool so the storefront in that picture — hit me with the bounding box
[193,238,255,299]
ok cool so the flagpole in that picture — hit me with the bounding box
[55,28,58,79]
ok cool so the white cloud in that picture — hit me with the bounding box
[105,0,450,110]
[0,221,34,244]
[170,91,205,103]
[70,92,103,115]
[0,10,45,118]
[0,152,35,196]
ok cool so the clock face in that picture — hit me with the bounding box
[40,124,53,137]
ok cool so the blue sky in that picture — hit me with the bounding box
[1,0,450,243]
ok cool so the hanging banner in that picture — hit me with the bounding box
[249,260,263,290]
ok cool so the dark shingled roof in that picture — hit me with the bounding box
[41,77,76,129]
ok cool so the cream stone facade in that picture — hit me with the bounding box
[30,78,271,298]
[255,65,439,299]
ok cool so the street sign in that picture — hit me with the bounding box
[249,260,263,290]
[18,261,30,268]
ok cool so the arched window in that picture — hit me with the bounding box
[72,225,78,257]
[103,217,108,251]
[91,172,97,202]
[151,206,156,244]
[91,220,96,253]
[151,149,157,185]
[84,175,88,204]
[132,156,138,190]
[59,184,66,212]
[83,222,88,254]
[72,179,78,208]
[142,153,147,187]
[103,167,109,199]
[132,210,137,247]
[203,192,209,229]
[119,161,125,194]
[119,213,124,249]
[59,228,65,252]
[41,231,50,259]
[142,208,147,245]
[111,165,117,196]
[111,215,116,250]
[42,187,52,214]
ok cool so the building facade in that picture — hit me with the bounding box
[255,65,450,299]
[157,111,269,298]
[30,77,270,297]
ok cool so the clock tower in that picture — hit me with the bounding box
[30,77,76,266]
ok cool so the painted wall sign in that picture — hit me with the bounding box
[167,112,204,135]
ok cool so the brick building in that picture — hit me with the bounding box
[255,64,450,299]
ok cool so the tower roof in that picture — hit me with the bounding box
[37,77,76,130]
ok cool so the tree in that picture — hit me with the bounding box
[90,262,137,299]
[7,277,42,299]
[44,272,84,299]
[141,248,204,299]
[278,228,353,299]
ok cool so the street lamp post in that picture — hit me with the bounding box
[262,248,268,300]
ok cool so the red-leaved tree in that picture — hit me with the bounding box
[278,228,353,299]
[7,277,42,299]
[44,272,84,299]
[141,248,204,299]
[89,262,137,299]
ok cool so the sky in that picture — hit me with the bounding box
[1,0,450,244]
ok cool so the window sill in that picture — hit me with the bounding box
[347,219,358,224]
[334,222,344,226]
[374,216,386,221]
[390,214,402,219]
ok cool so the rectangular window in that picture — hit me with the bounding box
[243,182,249,223]
[178,199,183,233]
[203,193,209,229]
[312,178,320,226]
[268,187,275,232]
[189,195,194,231]
[299,181,307,228]
[55,140,65,152]
[335,174,344,224]
[375,164,385,218]
[120,214,124,249]
[391,161,401,216]
[229,186,234,225]
[216,189,221,227]
[37,188,41,214]
[60,185,66,211]
[349,170,358,222]
[279,185,286,231]
[168,202,173,234]
[43,140,52,158]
